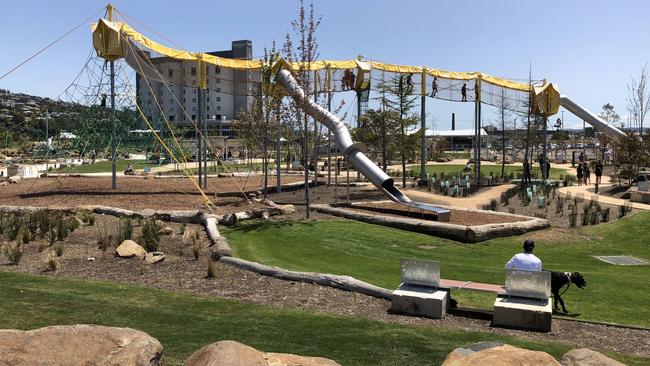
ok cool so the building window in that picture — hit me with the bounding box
[182,98,186,103]
[207,97,209,102]
[192,107,197,112]
[216,96,221,102]
[169,99,174,104]
[216,106,221,111]
[191,67,196,76]
[207,106,210,111]
[216,114,221,120]
[168,69,173,78]
[216,88,221,92]
[192,89,196,94]
[169,115,175,122]
[216,78,221,84]
[206,114,210,120]
[215,66,221,74]
[191,115,196,120]
[192,98,197,103]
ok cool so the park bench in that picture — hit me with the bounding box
[390,258,450,319]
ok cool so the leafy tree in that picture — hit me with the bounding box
[377,76,420,187]
[356,108,401,172]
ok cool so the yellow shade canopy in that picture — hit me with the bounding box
[533,81,561,116]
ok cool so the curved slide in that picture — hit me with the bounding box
[277,69,451,220]
[560,96,626,142]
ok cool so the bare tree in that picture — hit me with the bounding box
[282,0,321,218]
[495,88,513,178]
[626,65,650,134]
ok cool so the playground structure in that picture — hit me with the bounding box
[87,4,626,214]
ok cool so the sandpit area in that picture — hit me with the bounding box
[311,201,549,242]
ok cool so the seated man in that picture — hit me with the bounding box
[505,240,542,271]
[124,164,135,175]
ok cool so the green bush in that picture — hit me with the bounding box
[117,217,133,243]
[138,218,160,252]
[191,238,201,261]
[53,243,64,257]
[3,243,22,264]
[206,259,217,278]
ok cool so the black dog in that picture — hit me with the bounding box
[549,271,587,313]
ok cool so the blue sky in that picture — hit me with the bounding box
[1,0,648,130]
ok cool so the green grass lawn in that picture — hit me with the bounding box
[56,160,148,173]
[224,212,650,328]
[407,164,568,180]
[3,271,633,365]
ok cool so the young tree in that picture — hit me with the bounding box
[626,65,650,134]
[495,88,513,178]
[378,76,420,187]
[597,103,620,162]
[355,108,400,172]
[282,0,322,218]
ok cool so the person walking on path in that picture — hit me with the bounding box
[505,240,542,271]
[523,160,532,186]
[584,163,591,185]
[595,161,603,185]
[576,163,583,186]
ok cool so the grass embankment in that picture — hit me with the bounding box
[407,164,567,180]
[224,211,650,328]
[56,160,148,173]
[0,271,592,365]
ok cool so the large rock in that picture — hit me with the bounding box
[0,324,163,365]
[184,340,340,366]
[8,176,21,184]
[442,343,560,366]
[560,348,626,366]
[116,239,147,258]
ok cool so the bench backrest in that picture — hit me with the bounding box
[400,258,440,287]
[504,269,551,299]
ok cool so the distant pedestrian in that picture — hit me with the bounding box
[461,83,468,101]
[584,164,591,185]
[576,163,583,185]
[523,160,531,185]
[545,161,551,180]
[595,161,603,185]
[405,73,414,94]
[579,152,585,163]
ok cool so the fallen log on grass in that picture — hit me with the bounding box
[219,256,392,300]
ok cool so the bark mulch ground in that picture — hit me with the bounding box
[1,215,648,359]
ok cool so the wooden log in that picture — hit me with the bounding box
[220,256,392,299]
[203,214,232,258]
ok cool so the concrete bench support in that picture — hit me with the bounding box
[493,295,552,332]
[391,283,450,319]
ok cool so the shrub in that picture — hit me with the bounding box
[54,215,68,242]
[96,224,114,250]
[53,243,64,257]
[138,218,160,252]
[569,213,578,227]
[4,214,22,241]
[3,243,22,264]
[602,207,611,222]
[590,210,600,225]
[20,226,32,244]
[117,217,133,243]
[489,199,498,211]
[66,217,80,233]
[206,259,217,278]
[31,209,50,239]
[47,256,60,272]
[88,215,96,226]
[38,242,49,253]
[179,223,186,235]
[191,239,201,261]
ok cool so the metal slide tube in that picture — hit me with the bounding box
[278,70,393,191]
[560,96,626,142]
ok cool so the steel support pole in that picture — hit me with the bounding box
[543,117,548,180]
[327,92,332,187]
[197,88,203,188]
[420,95,426,181]
[110,60,116,189]
[275,114,281,194]
[203,93,208,189]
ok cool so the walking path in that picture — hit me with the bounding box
[557,181,650,211]
[402,184,516,209]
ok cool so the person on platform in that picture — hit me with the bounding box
[430,76,438,97]
[505,240,542,271]
[461,83,468,101]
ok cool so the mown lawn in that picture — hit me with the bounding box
[56,160,148,173]
[0,271,617,366]
[407,164,568,180]
[224,211,650,328]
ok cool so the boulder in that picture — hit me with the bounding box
[0,324,163,366]
[560,348,626,366]
[183,340,340,366]
[144,251,165,264]
[442,343,560,366]
[116,239,147,258]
